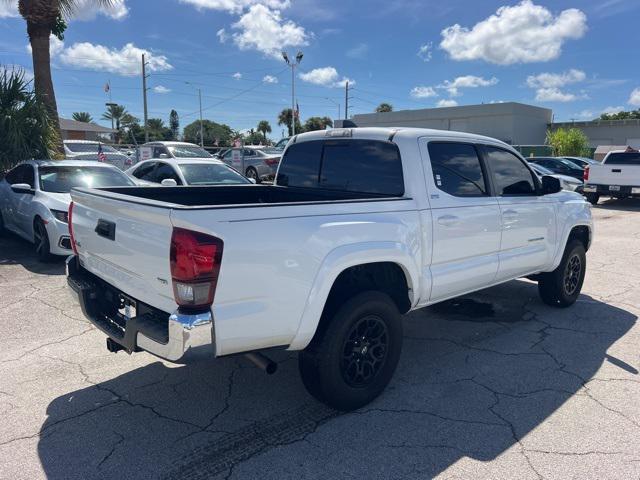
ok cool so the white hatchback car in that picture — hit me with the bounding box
[0,160,135,261]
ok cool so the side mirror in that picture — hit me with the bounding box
[158,153,170,159]
[248,178,257,184]
[11,183,34,194]
[161,178,178,187]
[541,175,561,195]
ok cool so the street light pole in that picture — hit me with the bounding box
[186,82,205,147]
[282,50,303,136]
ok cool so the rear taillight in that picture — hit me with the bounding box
[68,201,78,254]
[264,157,279,167]
[583,166,589,181]
[170,228,223,309]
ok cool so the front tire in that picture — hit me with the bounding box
[584,192,600,205]
[33,218,53,262]
[298,291,403,411]
[538,240,586,308]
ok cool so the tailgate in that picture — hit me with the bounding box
[589,165,640,186]
[71,189,177,313]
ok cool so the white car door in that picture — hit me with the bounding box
[481,145,557,280]
[13,164,37,237]
[419,140,502,301]
[2,164,35,237]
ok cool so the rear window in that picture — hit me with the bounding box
[39,166,134,193]
[605,152,640,165]
[277,139,404,196]
[65,143,117,153]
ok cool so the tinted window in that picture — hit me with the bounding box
[154,163,181,184]
[5,164,33,186]
[179,163,250,185]
[485,147,536,196]
[428,142,487,196]
[133,162,157,180]
[168,146,211,158]
[605,152,640,165]
[38,166,134,193]
[65,143,117,153]
[276,141,322,188]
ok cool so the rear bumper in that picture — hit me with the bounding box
[583,184,640,195]
[66,256,214,362]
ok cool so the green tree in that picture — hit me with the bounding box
[146,118,173,141]
[169,109,179,140]
[257,120,272,142]
[0,67,58,170]
[6,0,115,154]
[546,128,590,157]
[72,111,93,123]
[277,108,302,136]
[183,119,233,146]
[101,103,128,142]
[375,103,393,113]
[599,109,640,121]
[304,116,333,131]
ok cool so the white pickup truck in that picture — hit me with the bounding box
[66,127,593,411]
[583,149,640,204]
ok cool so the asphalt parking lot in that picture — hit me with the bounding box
[1,199,639,480]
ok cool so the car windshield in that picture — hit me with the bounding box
[168,146,212,158]
[39,166,135,192]
[178,163,250,185]
[530,163,553,175]
[65,143,117,153]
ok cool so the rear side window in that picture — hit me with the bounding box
[428,142,487,196]
[605,152,640,165]
[485,147,537,196]
[277,139,404,196]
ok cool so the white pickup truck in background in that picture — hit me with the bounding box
[583,149,640,204]
[66,127,593,411]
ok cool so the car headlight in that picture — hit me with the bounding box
[51,209,68,223]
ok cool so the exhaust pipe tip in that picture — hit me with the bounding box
[244,352,278,375]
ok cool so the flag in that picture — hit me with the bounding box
[104,82,110,93]
[97,143,107,162]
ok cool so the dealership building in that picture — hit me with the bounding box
[351,102,640,150]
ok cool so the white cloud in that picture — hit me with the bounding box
[437,99,459,107]
[1,64,33,81]
[629,88,640,106]
[346,43,368,59]
[299,66,353,88]
[216,28,228,43]
[179,0,290,14]
[262,74,278,83]
[2,0,128,19]
[439,75,498,96]
[153,85,171,94]
[410,86,438,99]
[602,105,625,114]
[535,87,579,102]
[225,4,309,58]
[526,69,586,88]
[440,1,587,65]
[417,42,433,62]
[58,42,172,76]
[575,109,594,120]
[27,35,65,56]
[232,72,242,79]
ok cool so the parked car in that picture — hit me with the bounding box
[219,146,280,181]
[66,127,592,411]
[583,149,640,204]
[125,158,252,186]
[64,140,131,170]
[562,156,600,169]
[529,163,583,192]
[139,141,213,161]
[0,160,135,261]
[527,157,584,180]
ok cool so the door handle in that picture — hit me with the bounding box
[437,214,460,227]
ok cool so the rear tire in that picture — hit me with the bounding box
[33,218,53,262]
[245,167,260,183]
[538,240,586,308]
[298,291,403,411]
[584,192,600,205]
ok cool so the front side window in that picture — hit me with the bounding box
[485,147,536,196]
[153,163,181,184]
[38,166,134,193]
[133,162,157,180]
[6,164,33,186]
[428,142,487,196]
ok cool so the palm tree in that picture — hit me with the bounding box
[277,108,301,136]
[375,103,393,113]
[257,120,272,142]
[102,104,126,130]
[72,111,93,123]
[7,0,115,154]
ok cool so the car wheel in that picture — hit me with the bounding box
[33,218,53,262]
[245,167,260,183]
[538,239,586,308]
[298,291,403,411]
[584,193,600,205]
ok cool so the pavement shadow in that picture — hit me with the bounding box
[0,233,66,275]
[594,197,640,212]
[37,280,637,479]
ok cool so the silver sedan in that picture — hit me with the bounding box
[219,148,281,182]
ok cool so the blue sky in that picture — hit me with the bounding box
[1,0,639,138]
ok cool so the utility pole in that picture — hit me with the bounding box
[345,81,349,119]
[198,88,204,148]
[141,54,149,143]
[282,50,303,136]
